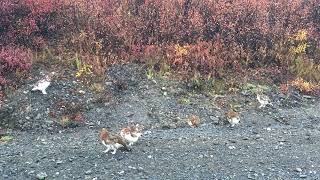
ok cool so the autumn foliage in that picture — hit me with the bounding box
[0,0,319,85]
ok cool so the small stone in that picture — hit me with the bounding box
[299,174,307,178]
[213,142,219,145]
[295,168,303,172]
[161,87,166,91]
[163,92,168,96]
[78,90,85,94]
[148,155,152,159]
[199,155,204,158]
[302,95,312,99]
[36,172,48,180]
[247,174,256,179]
[210,116,220,125]
[266,127,271,131]
[228,146,236,150]
[56,160,63,165]
[118,171,125,175]
[105,82,113,86]
[128,166,136,170]
[85,170,92,175]
[35,113,42,120]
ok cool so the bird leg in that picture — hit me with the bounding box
[103,146,111,153]
[111,147,117,154]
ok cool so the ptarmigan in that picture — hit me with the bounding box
[99,128,129,154]
[31,72,55,94]
[226,110,240,127]
[120,124,143,146]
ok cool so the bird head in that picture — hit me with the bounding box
[227,110,238,119]
[99,128,109,141]
[188,115,200,127]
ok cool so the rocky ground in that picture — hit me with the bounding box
[0,63,320,179]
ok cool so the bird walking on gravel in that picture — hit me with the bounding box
[99,128,130,154]
[256,90,272,108]
[187,115,201,128]
[226,110,240,127]
[31,72,55,94]
[120,124,143,146]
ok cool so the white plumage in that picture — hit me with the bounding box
[120,131,142,146]
[101,141,124,154]
[257,93,272,108]
[120,124,143,146]
[31,72,54,94]
[228,116,240,127]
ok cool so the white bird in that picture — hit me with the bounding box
[256,91,272,108]
[100,128,129,154]
[120,124,143,146]
[31,72,54,94]
[226,110,240,127]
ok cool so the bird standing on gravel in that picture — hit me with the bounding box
[256,90,272,108]
[226,110,240,127]
[99,128,130,154]
[187,115,201,128]
[120,124,143,146]
[31,72,55,94]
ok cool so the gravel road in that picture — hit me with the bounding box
[1,64,320,179]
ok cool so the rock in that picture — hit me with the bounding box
[128,166,137,170]
[241,90,250,96]
[302,95,313,99]
[85,170,92,175]
[56,160,63,165]
[213,142,220,145]
[35,113,42,120]
[105,82,113,86]
[299,174,307,178]
[36,172,48,180]
[295,168,302,172]
[210,116,220,125]
[247,174,255,179]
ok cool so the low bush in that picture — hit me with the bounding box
[0,45,32,85]
[0,0,319,87]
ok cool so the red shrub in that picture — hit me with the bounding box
[0,45,32,85]
[0,0,319,81]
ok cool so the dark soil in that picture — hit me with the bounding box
[1,63,320,179]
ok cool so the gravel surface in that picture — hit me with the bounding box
[1,63,320,179]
